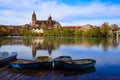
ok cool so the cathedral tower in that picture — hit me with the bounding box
[48,15,52,20]
[47,15,52,28]
[32,11,36,25]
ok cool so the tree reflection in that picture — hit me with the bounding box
[0,37,119,58]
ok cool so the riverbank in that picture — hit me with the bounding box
[0,68,120,80]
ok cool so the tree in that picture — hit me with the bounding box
[89,27,101,37]
[24,24,30,31]
[53,23,61,36]
[0,25,10,37]
[111,24,118,31]
[100,22,109,37]
[41,22,48,36]
[41,22,47,30]
[82,29,91,37]
[74,28,83,36]
[62,27,70,36]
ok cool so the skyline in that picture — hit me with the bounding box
[0,0,120,26]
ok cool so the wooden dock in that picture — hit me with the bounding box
[0,68,120,80]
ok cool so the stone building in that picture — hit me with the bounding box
[31,11,61,33]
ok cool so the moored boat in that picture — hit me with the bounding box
[54,56,72,68]
[64,59,96,70]
[36,56,53,69]
[0,52,17,67]
[9,59,40,69]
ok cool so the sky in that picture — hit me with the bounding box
[0,0,120,26]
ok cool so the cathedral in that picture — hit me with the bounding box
[31,11,61,31]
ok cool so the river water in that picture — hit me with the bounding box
[0,36,120,78]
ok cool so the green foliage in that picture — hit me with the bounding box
[74,28,83,36]
[82,29,91,37]
[53,23,61,36]
[89,27,101,37]
[41,22,47,30]
[1,22,118,38]
[82,26,101,37]
[100,22,109,37]
[111,24,118,31]
[61,27,70,36]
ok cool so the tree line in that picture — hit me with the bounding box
[0,25,10,37]
[30,22,119,37]
[0,22,119,37]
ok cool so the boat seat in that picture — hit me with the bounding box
[70,60,92,65]
[12,60,37,64]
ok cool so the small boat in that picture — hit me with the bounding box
[36,56,53,69]
[9,59,40,69]
[54,56,72,68]
[64,59,96,70]
[0,52,17,67]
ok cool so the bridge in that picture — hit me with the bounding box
[112,30,120,43]
[113,30,120,38]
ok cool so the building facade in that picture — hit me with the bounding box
[31,11,61,33]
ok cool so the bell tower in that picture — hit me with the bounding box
[48,15,52,20]
[32,11,36,25]
[47,15,52,28]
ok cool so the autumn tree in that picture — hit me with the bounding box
[100,22,109,37]
[0,25,10,36]
[89,27,101,37]
[111,24,118,31]
[62,27,70,36]
[41,22,47,30]
[53,23,61,36]
[74,28,83,36]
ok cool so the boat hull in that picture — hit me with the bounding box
[36,56,53,69]
[10,61,53,69]
[0,52,17,67]
[10,63,40,69]
[10,56,53,69]
[39,61,53,69]
[64,59,96,70]
[54,56,72,69]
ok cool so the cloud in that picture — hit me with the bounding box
[0,0,120,26]
[61,18,120,26]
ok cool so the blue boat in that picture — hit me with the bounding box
[64,59,96,70]
[9,59,40,69]
[54,56,72,68]
[10,56,53,69]
[36,56,53,69]
[0,52,17,67]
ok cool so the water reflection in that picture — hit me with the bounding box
[62,67,96,76]
[6,66,95,77]
[0,37,120,58]
[0,37,120,76]
[31,37,59,58]
[0,51,9,57]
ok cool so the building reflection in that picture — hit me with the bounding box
[47,41,54,56]
[0,37,120,58]
[31,37,57,58]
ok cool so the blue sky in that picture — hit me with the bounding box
[0,0,120,26]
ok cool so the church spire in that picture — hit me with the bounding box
[48,15,52,20]
[33,11,36,15]
[32,11,36,25]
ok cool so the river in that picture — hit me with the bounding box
[0,36,120,78]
